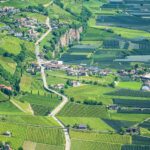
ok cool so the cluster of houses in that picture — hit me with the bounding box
[0,6,48,41]
[117,68,150,91]
[50,19,67,31]
[0,143,12,150]
[51,80,81,90]
[125,127,140,135]
[13,17,48,40]
[0,84,12,91]
[0,6,20,17]
[39,60,112,77]
[141,73,150,91]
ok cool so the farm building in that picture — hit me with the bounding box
[125,127,140,135]
[78,124,88,130]
[3,131,12,137]
[70,81,81,87]
[107,104,119,110]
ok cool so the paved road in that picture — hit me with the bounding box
[35,17,71,150]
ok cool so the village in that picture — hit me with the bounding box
[0,6,48,41]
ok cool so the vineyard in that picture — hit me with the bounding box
[57,102,109,118]
[122,144,150,150]
[71,139,121,150]
[70,130,131,144]
[96,15,150,31]
[68,45,96,53]
[103,119,136,132]
[0,121,65,149]
[106,89,150,98]
[139,119,150,128]
[113,99,150,108]
[132,135,150,146]
[18,93,61,116]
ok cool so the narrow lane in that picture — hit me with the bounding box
[35,17,71,150]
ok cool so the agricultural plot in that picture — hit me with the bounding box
[0,115,59,126]
[91,26,150,39]
[121,144,150,150]
[115,55,150,62]
[20,73,46,95]
[58,117,114,131]
[113,99,150,108]
[47,3,79,24]
[106,89,150,98]
[64,85,114,104]
[60,53,90,65]
[0,92,8,102]
[0,101,23,115]
[18,93,60,116]
[117,81,142,90]
[93,49,122,66]
[70,130,131,144]
[96,15,150,31]
[0,33,34,55]
[0,121,65,149]
[103,119,137,132]
[60,45,97,65]
[71,139,121,150]
[0,56,17,75]
[0,0,51,8]
[57,102,109,118]
[82,27,118,41]
[140,128,150,137]
[139,119,150,128]
[132,135,150,146]
[110,113,150,122]
[35,143,64,150]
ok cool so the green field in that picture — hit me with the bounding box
[0,121,65,149]
[58,117,114,131]
[0,101,23,115]
[0,0,51,8]
[70,130,132,150]
[20,73,46,94]
[0,33,34,55]
[117,81,142,90]
[0,56,17,75]
[64,85,114,104]
[18,93,60,116]
[58,102,109,118]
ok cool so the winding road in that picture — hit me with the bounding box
[35,17,71,150]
